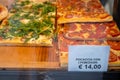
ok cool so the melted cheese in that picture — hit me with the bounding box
[83,33,89,39]
[29,35,52,45]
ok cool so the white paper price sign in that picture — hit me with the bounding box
[68,45,110,72]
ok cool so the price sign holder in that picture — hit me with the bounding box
[68,45,110,72]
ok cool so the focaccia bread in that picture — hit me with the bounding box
[58,21,120,41]
[57,0,113,24]
[0,0,56,46]
[58,21,120,67]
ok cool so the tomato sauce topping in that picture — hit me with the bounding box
[109,51,117,62]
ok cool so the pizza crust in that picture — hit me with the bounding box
[0,35,52,46]
[57,15,113,24]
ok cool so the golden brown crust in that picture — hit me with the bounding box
[0,4,8,21]
[57,15,113,24]
[0,36,53,46]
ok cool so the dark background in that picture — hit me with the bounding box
[100,0,120,29]
[113,0,120,29]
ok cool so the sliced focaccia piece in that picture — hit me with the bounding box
[0,0,56,46]
[57,0,113,24]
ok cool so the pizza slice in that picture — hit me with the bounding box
[61,22,119,40]
[58,21,120,53]
[57,0,113,24]
[58,23,106,53]
[0,0,56,46]
[58,21,120,67]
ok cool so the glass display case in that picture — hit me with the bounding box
[0,0,120,80]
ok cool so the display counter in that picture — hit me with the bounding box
[0,44,59,69]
